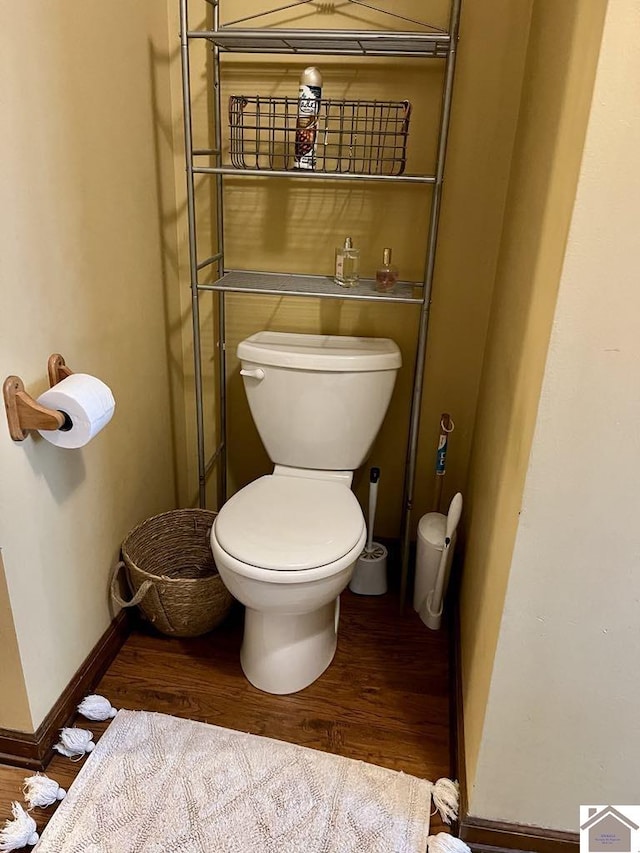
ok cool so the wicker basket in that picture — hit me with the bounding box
[111,508,233,638]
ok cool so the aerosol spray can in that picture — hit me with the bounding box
[294,66,322,170]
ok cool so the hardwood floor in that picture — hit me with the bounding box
[0,590,451,836]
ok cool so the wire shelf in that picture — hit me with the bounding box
[198,270,425,304]
[229,96,411,176]
[194,28,451,58]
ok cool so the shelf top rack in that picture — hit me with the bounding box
[188,28,451,58]
[190,0,452,58]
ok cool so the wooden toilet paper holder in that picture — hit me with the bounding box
[3,354,74,442]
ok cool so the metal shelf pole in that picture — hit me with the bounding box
[180,0,207,509]
[212,0,228,505]
[193,166,435,184]
[399,0,462,608]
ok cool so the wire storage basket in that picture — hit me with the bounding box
[229,96,412,175]
[111,509,233,638]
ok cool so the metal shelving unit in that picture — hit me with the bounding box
[179,0,462,606]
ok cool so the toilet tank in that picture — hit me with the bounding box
[237,331,402,471]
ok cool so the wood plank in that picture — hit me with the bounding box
[0,590,451,835]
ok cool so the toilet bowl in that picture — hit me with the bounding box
[211,331,401,694]
[211,472,366,694]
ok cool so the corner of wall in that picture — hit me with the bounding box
[0,552,33,732]
[459,0,608,805]
[468,0,633,830]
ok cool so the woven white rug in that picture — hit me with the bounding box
[34,709,436,853]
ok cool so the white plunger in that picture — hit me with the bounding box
[423,492,463,624]
[349,467,388,595]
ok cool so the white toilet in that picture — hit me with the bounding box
[210,331,401,694]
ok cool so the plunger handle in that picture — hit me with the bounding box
[366,467,380,554]
[433,413,454,512]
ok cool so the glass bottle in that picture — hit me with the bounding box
[334,236,360,287]
[375,247,399,293]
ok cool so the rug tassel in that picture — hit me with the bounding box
[23,773,66,809]
[431,778,460,825]
[77,694,117,721]
[0,802,39,851]
[53,727,95,759]
[427,832,471,853]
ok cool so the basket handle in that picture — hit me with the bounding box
[110,561,153,609]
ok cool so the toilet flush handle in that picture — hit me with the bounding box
[240,367,265,381]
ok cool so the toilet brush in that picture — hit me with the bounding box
[349,467,388,595]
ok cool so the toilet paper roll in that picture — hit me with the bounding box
[36,373,115,449]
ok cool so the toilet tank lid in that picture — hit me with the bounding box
[237,331,402,372]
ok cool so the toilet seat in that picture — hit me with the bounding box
[214,474,365,571]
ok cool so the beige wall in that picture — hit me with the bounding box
[459,0,607,794]
[177,0,536,533]
[0,554,31,731]
[0,1,178,730]
[469,0,640,830]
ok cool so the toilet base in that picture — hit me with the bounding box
[241,598,340,694]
